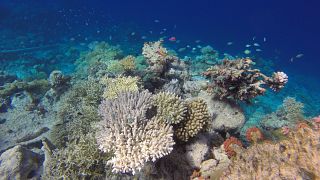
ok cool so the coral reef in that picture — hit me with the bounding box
[100,75,139,99]
[152,92,187,125]
[203,58,288,101]
[260,97,304,130]
[222,125,320,179]
[96,90,175,174]
[175,99,210,142]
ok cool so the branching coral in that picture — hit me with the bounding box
[221,125,320,179]
[96,90,175,174]
[203,58,288,101]
[175,99,210,142]
[153,92,187,125]
[260,97,304,130]
[100,76,139,99]
[46,133,110,179]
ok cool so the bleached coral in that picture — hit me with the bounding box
[100,76,139,99]
[96,90,175,174]
[153,92,187,124]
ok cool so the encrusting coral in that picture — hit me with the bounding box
[175,99,210,142]
[221,124,320,179]
[96,90,175,174]
[100,75,139,99]
[152,92,187,125]
[222,137,243,158]
[203,58,288,102]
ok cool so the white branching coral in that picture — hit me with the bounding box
[96,90,175,174]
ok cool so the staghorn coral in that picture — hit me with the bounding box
[45,133,110,179]
[49,78,103,148]
[221,125,320,179]
[96,90,175,175]
[203,58,288,102]
[100,76,139,99]
[153,91,187,125]
[245,127,264,143]
[175,99,210,142]
[260,97,305,130]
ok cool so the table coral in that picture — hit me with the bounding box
[203,58,288,102]
[221,125,320,179]
[96,90,175,174]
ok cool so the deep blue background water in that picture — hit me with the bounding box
[1,0,319,77]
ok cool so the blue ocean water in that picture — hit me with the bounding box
[0,0,320,178]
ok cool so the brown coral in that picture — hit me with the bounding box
[153,92,187,125]
[221,125,320,179]
[175,99,210,142]
[203,58,288,102]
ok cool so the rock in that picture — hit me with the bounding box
[185,134,210,168]
[198,91,245,132]
[0,145,41,180]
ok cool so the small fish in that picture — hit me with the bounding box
[163,28,167,31]
[263,37,267,42]
[154,19,160,23]
[227,42,233,45]
[109,35,112,40]
[245,44,251,47]
[169,36,176,41]
[290,57,294,62]
[178,47,186,52]
[296,54,304,58]
[195,40,201,43]
[149,31,153,34]
[256,49,262,52]
[197,45,202,48]
[186,45,191,48]
[253,43,260,47]
[141,36,147,40]
[192,47,197,51]
[253,36,256,41]
[176,40,181,43]
[131,32,135,36]
[160,31,164,34]
[244,49,251,54]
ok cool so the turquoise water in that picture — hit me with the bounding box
[0,0,319,179]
